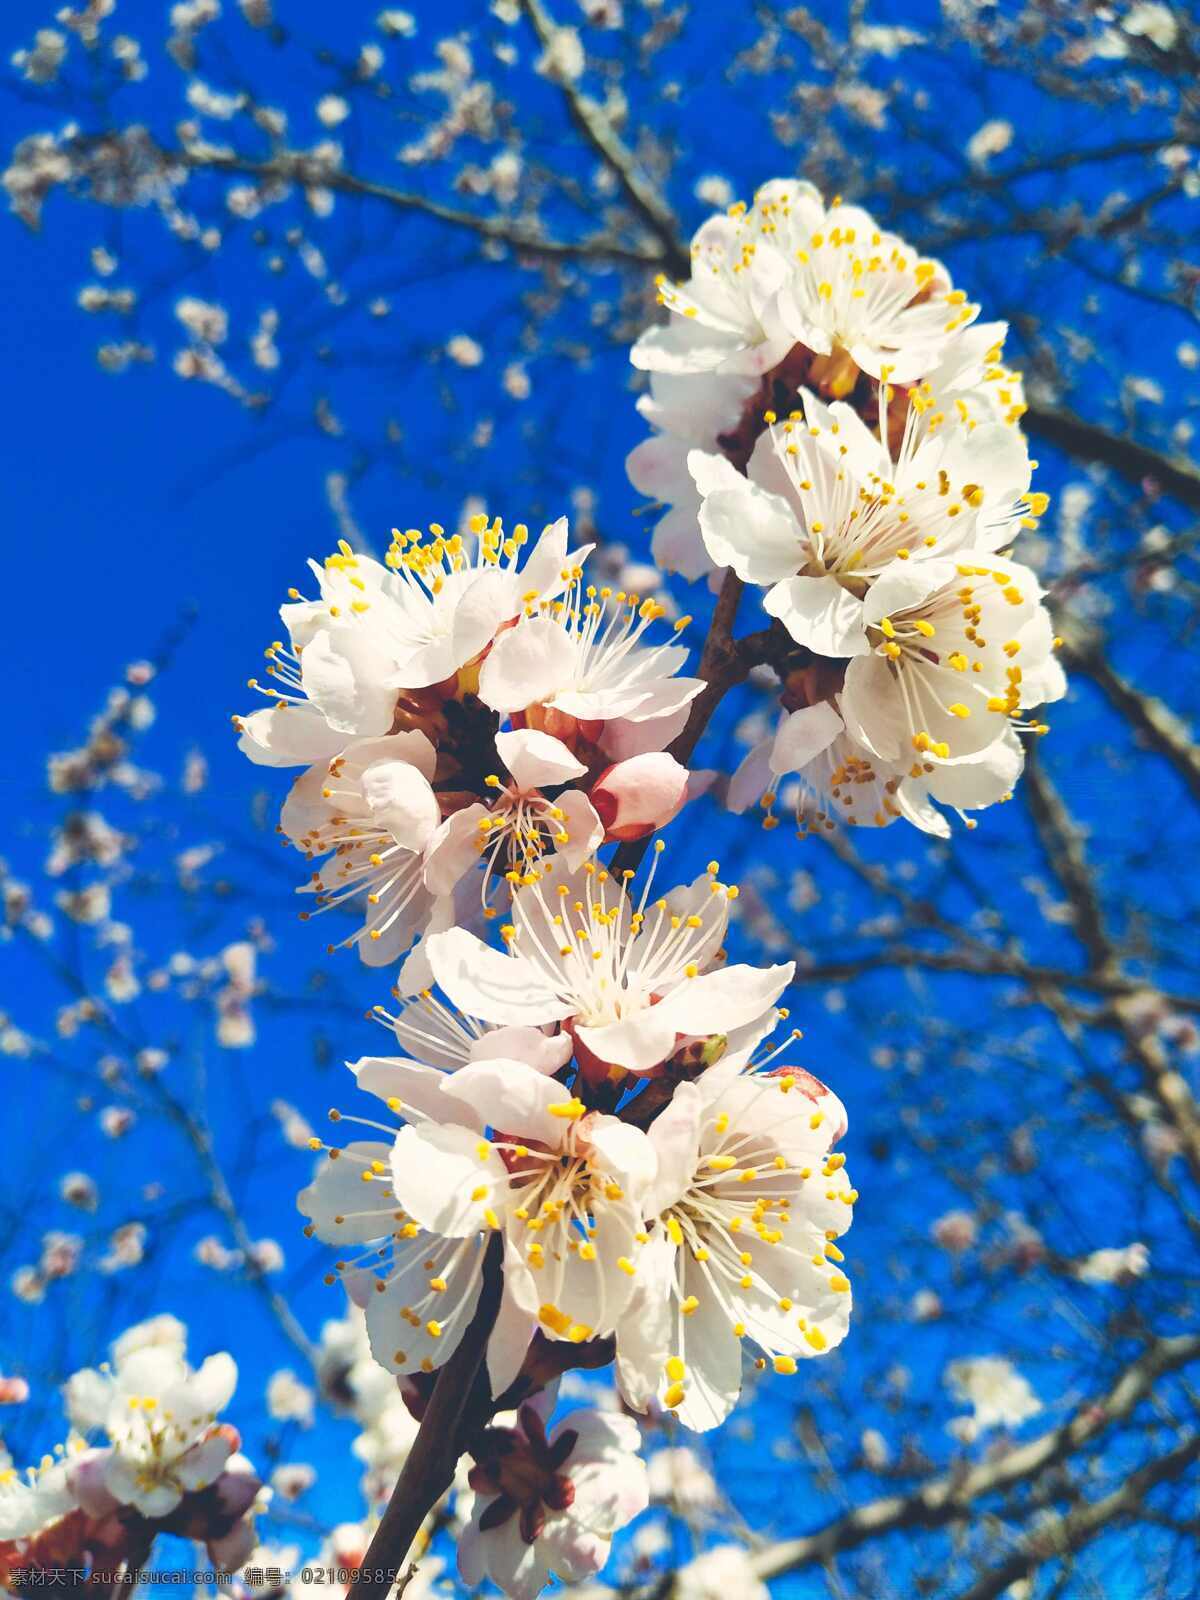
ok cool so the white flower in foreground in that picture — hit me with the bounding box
[477,578,703,757]
[427,854,793,1079]
[945,1356,1041,1441]
[839,553,1064,766]
[460,1398,648,1600]
[64,1340,238,1516]
[423,728,604,900]
[280,729,441,964]
[300,1051,653,1388]
[730,701,1027,837]
[628,179,1027,581]
[235,516,587,767]
[690,387,1037,656]
[615,1059,853,1432]
[633,180,972,387]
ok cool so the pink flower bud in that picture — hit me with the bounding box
[590,753,689,841]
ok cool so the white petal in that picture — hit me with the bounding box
[861,558,959,627]
[685,448,746,500]
[187,1352,238,1417]
[352,1056,479,1128]
[423,806,487,897]
[655,962,793,1036]
[519,517,570,597]
[670,1298,743,1433]
[645,1081,702,1215]
[426,928,571,1025]
[694,475,803,584]
[574,1008,679,1073]
[727,736,773,813]
[478,616,576,714]
[763,574,870,655]
[297,1140,395,1244]
[770,702,845,776]
[614,1234,676,1412]
[360,759,440,850]
[469,1025,573,1075]
[236,704,345,768]
[585,1115,657,1194]
[300,626,397,735]
[496,727,588,790]
[486,1240,539,1396]
[440,1059,571,1146]
[448,570,518,677]
[554,789,606,868]
[840,654,907,761]
[388,1123,508,1237]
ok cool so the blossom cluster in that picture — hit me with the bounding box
[221,176,1075,1600]
[234,516,699,965]
[629,180,1066,837]
[0,1316,261,1588]
[294,843,852,1594]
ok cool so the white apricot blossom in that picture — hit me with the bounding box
[460,1395,648,1600]
[945,1356,1042,1442]
[477,577,704,756]
[234,515,587,766]
[839,552,1064,766]
[615,1059,854,1432]
[628,180,1019,579]
[634,181,974,390]
[300,1049,655,1389]
[690,387,1038,654]
[64,1332,238,1517]
[279,729,441,965]
[730,701,1027,837]
[426,854,793,1079]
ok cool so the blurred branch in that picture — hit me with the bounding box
[517,0,689,275]
[1023,750,1200,1189]
[180,149,668,268]
[741,1333,1200,1586]
[1024,405,1200,512]
[949,1430,1200,1600]
[1058,620,1200,808]
[792,948,1200,1016]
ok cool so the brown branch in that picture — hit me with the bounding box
[741,1333,1200,1586]
[517,0,690,276]
[64,132,666,270]
[791,947,1200,1015]
[346,1235,504,1600]
[1022,750,1200,1189]
[1058,621,1200,808]
[1024,405,1200,512]
[949,1431,1200,1600]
